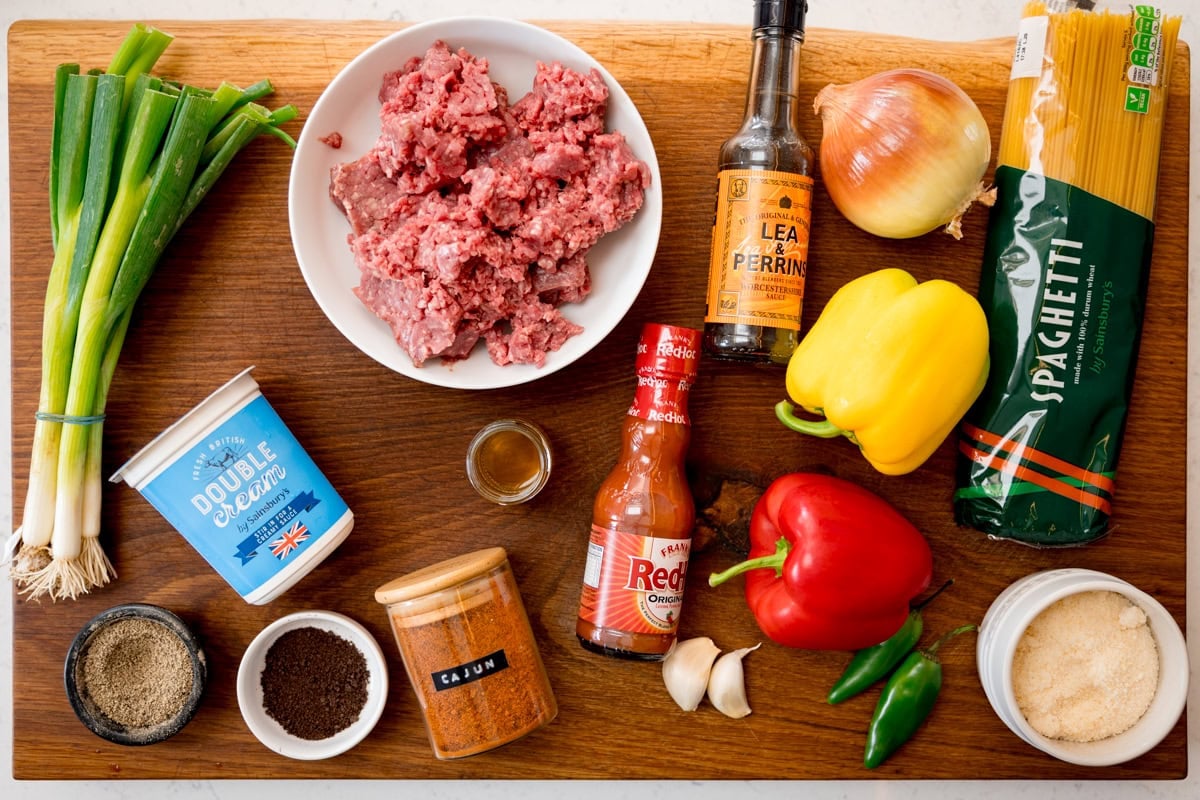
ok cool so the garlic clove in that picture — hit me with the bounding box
[662,637,721,711]
[707,643,761,719]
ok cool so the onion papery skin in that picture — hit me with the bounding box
[814,68,993,240]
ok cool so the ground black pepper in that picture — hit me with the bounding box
[261,626,368,740]
[81,617,193,728]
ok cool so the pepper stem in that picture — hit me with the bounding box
[912,579,954,612]
[922,623,978,661]
[708,537,791,586]
[774,401,848,439]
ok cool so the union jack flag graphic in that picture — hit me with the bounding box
[269,521,310,560]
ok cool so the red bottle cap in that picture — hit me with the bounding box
[629,323,702,424]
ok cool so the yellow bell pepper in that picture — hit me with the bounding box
[776,267,989,475]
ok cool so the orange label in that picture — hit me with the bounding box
[578,525,690,634]
[703,168,813,330]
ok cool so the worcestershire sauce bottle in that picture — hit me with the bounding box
[703,0,815,365]
[576,324,701,660]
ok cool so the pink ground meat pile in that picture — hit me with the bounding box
[329,41,651,368]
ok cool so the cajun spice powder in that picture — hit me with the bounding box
[375,547,557,759]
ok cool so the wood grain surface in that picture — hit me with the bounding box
[7,19,1191,781]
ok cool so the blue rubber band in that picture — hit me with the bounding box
[35,411,107,425]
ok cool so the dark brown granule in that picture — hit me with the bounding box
[260,626,368,740]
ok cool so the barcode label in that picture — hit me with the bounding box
[583,541,604,588]
[1011,15,1049,80]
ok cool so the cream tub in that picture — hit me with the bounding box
[111,368,353,604]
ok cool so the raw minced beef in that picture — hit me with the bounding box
[329,40,650,368]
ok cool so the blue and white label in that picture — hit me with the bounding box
[140,394,349,598]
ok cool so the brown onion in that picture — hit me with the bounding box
[814,68,994,240]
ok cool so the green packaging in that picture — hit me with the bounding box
[953,167,1152,545]
[953,2,1180,546]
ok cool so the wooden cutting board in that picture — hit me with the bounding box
[7,20,1191,781]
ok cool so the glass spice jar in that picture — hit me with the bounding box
[374,547,557,759]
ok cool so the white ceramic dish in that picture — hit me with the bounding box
[237,610,388,760]
[977,568,1188,767]
[288,17,663,390]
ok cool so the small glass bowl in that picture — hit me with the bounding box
[64,603,207,746]
[465,418,552,505]
[977,568,1188,766]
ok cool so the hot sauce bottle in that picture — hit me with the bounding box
[576,323,701,660]
[703,0,815,365]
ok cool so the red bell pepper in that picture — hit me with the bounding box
[708,473,933,651]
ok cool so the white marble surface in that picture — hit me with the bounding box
[1,0,1196,798]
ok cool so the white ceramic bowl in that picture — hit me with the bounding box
[288,17,662,390]
[977,568,1188,766]
[237,610,388,760]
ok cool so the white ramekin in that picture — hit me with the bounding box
[237,610,388,760]
[977,568,1188,766]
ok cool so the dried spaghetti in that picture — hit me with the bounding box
[998,1,1180,217]
[955,2,1182,545]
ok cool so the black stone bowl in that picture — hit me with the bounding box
[64,603,207,746]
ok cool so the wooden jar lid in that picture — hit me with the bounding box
[374,546,508,607]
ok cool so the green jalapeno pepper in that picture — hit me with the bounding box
[863,623,976,769]
[827,580,953,705]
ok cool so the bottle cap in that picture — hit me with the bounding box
[629,323,702,424]
[754,0,808,32]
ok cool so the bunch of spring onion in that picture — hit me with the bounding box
[7,24,297,601]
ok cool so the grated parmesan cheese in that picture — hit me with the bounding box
[1012,590,1159,742]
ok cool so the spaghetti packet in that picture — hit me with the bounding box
[954,1,1182,545]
